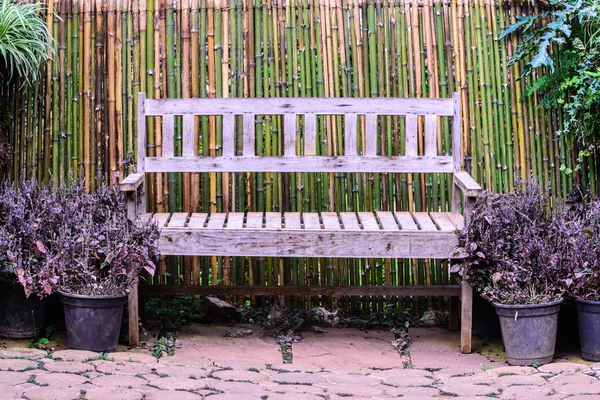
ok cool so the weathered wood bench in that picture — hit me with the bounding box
[121,92,481,353]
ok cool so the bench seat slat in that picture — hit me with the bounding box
[154,213,171,229]
[358,212,380,231]
[284,212,301,229]
[265,212,282,229]
[321,212,341,230]
[187,213,208,229]
[445,212,465,230]
[246,212,264,229]
[145,155,454,173]
[430,212,458,232]
[226,212,245,229]
[303,213,321,230]
[168,213,189,228]
[376,211,400,231]
[339,212,360,230]
[395,212,419,231]
[206,213,227,229]
[413,212,439,232]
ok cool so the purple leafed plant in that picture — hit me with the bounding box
[46,180,160,297]
[453,180,573,305]
[561,198,600,301]
[0,179,64,298]
[0,178,160,298]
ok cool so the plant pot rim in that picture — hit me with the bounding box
[492,299,563,309]
[58,291,127,300]
[574,297,600,305]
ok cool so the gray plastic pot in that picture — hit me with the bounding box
[0,281,46,339]
[494,299,563,366]
[575,298,600,361]
[60,292,127,352]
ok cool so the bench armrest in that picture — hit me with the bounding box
[454,171,482,197]
[120,173,145,192]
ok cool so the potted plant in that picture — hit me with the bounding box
[562,198,600,361]
[0,180,61,338]
[47,182,159,352]
[454,181,571,366]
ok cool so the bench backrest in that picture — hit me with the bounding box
[137,93,461,174]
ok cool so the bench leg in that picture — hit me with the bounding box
[128,284,139,347]
[460,280,473,354]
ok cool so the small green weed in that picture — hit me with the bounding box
[439,390,459,397]
[498,372,517,377]
[152,335,177,360]
[85,353,113,362]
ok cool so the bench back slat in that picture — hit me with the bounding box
[144,155,454,173]
[222,113,235,157]
[182,114,195,157]
[344,114,357,156]
[424,115,438,157]
[138,94,461,173]
[304,114,317,156]
[144,97,455,116]
[284,114,296,157]
[242,113,255,157]
[405,114,418,157]
[162,114,175,157]
[364,114,378,157]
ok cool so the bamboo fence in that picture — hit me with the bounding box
[2,0,598,311]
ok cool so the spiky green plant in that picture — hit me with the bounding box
[0,0,53,82]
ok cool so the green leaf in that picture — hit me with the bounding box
[498,15,538,40]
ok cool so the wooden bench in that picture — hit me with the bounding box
[121,92,481,353]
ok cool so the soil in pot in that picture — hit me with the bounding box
[494,300,562,366]
[575,298,600,361]
[0,281,46,339]
[60,292,127,352]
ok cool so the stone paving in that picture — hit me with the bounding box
[0,347,599,400]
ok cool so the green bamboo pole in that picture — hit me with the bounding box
[51,0,60,183]
[497,0,514,191]
[165,0,177,212]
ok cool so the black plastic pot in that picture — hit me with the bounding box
[0,281,46,339]
[575,298,600,361]
[494,299,563,366]
[60,292,127,352]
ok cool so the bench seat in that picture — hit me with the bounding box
[144,211,463,259]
